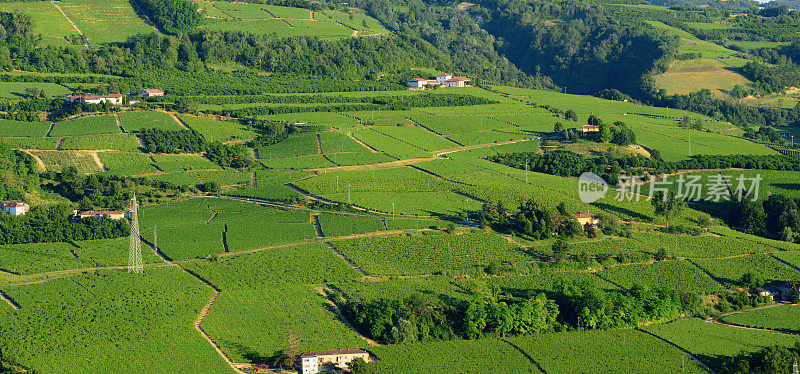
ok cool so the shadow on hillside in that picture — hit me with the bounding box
[590,202,650,222]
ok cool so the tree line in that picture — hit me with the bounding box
[130,0,202,34]
[0,204,129,245]
[339,281,691,345]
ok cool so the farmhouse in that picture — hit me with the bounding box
[578,125,600,133]
[1,200,29,216]
[760,280,800,301]
[64,94,123,105]
[300,349,369,374]
[139,89,164,97]
[436,74,452,83]
[79,210,126,220]
[407,78,428,89]
[574,212,600,228]
[443,76,471,87]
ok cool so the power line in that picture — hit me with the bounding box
[128,193,143,274]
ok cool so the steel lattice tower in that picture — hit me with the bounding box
[128,193,143,273]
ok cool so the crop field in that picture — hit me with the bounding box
[321,9,389,34]
[496,271,619,294]
[711,226,800,252]
[0,2,77,47]
[99,151,158,175]
[257,132,319,159]
[0,136,60,150]
[147,169,253,187]
[182,243,365,362]
[723,305,800,332]
[332,231,527,276]
[0,237,158,275]
[335,275,468,302]
[319,131,373,153]
[693,255,800,286]
[226,169,305,200]
[203,18,353,39]
[60,133,142,152]
[177,115,256,142]
[261,111,361,128]
[0,81,71,98]
[632,230,776,258]
[119,111,183,132]
[643,318,800,370]
[654,61,751,97]
[325,152,396,166]
[50,115,119,136]
[364,338,538,373]
[600,260,724,293]
[372,126,459,151]
[32,150,102,173]
[59,0,155,44]
[0,120,51,137]
[643,169,800,200]
[318,213,385,237]
[0,268,231,374]
[773,251,800,268]
[260,154,336,169]
[352,128,431,159]
[506,329,707,373]
[150,154,220,172]
[138,198,316,260]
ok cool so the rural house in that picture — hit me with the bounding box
[760,280,800,301]
[300,349,369,374]
[64,94,123,105]
[436,74,452,83]
[79,210,126,220]
[443,76,471,87]
[407,78,428,89]
[139,89,164,97]
[1,200,29,216]
[578,125,600,133]
[574,212,600,228]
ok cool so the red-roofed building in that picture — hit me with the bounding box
[2,200,29,216]
[79,210,125,220]
[300,349,369,374]
[444,76,471,87]
[574,212,600,228]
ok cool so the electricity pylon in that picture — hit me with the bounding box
[128,193,143,273]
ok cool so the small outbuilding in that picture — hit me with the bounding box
[79,210,125,220]
[139,89,164,97]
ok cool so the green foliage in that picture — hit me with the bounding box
[131,0,201,34]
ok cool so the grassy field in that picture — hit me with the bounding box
[0,1,78,47]
[0,237,158,275]
[0,82,71,98]
[332,231,528,276]
[138,198,316,260]
[600,260,724,293]
[50,115,119,136]
[362,338,539,373]
[644,318,800,370]
[722,305,800,332]
[177,115,256,142]
[59,0,155,44]
[0,120,51,137]
[507,329,707,373]
[119,111,183,132]
[182,242,366,362]
[31,150,103,173]
[0,268,232,374]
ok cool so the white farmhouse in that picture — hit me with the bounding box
[300,349,369,374]
[2,200,29,216]
[443,76,471,87]
[435,74,452,84]
[407,78,428,89]
[64,94,123,105]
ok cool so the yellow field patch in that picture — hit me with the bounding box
[654,63,751,97]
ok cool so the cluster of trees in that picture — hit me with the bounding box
[130,0,202,34]
[140,128,254,168]
[478,199,584,239]
[490,150,800,184]
[341,281,692,345]
[46,166,142,211]
[0,204,129,245]
[586,116,637,146]
[141,128,205,153]
[341,292,559,344]
[474,0,676,96]
[720,343,800,374]
[744,125,789,144]
[207,93,497,117]
[247,119,291,148]
[0,145,38,201]
[729,194,800,242]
